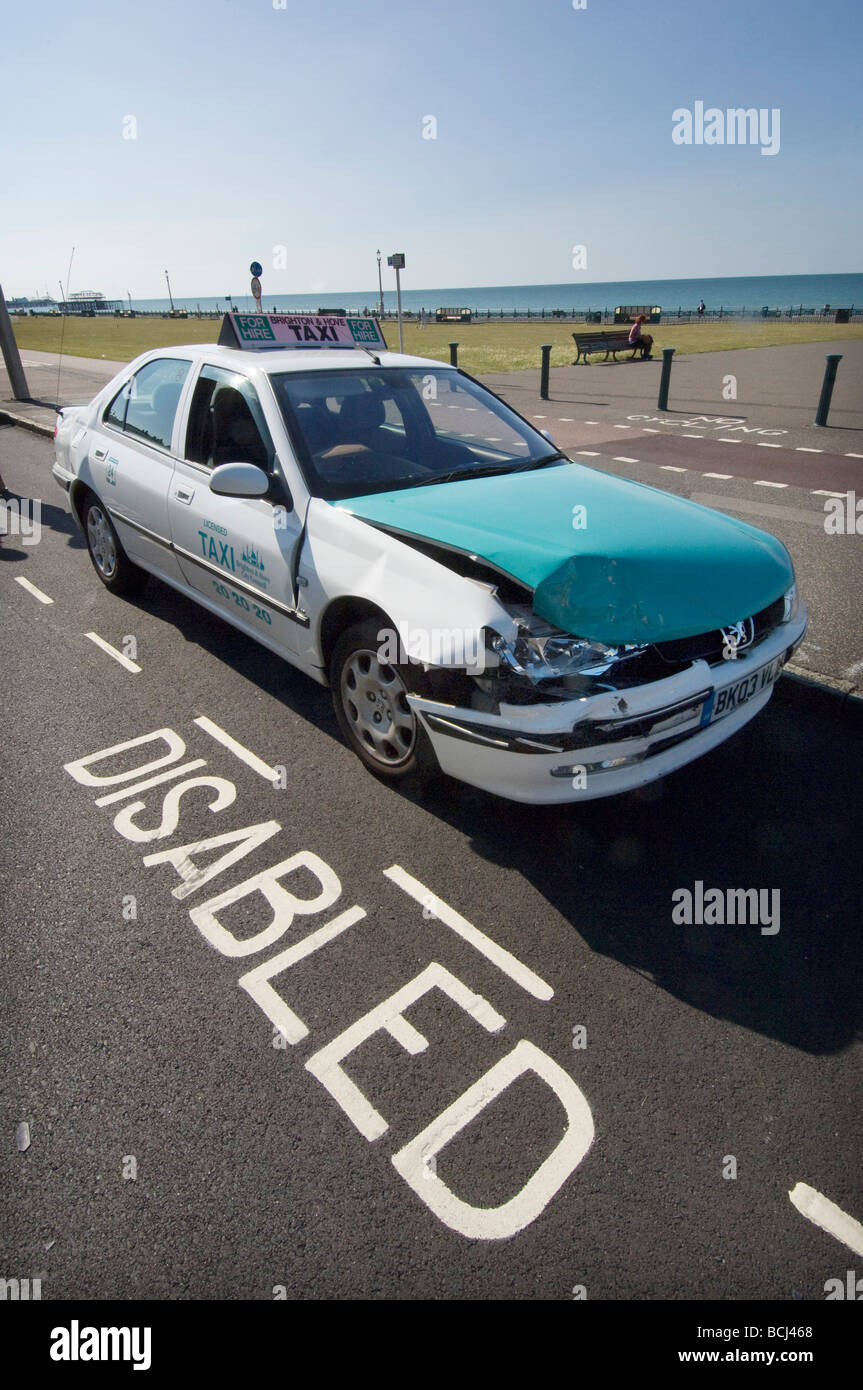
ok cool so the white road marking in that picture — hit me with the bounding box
[557,417,574,421]
[811,489,847,497]
[703,472,733,479]
[756,442,782,448]
[789,1183,863,1258]
[85,631,141,673]
[95,759,208,806]
[384,865,553,1001]
[643,427,661,433]
[532,414,547,419]
[753,480,788,488]
[661,465,688,472]
[681,433,704,438]
[613,424,631,429]
[583,420,600,424]
[14,576,53,605]
[845,452,863,458]
[613,456,639,463]
[795,447,823,453]
[193,715,278,781]
[719,438,742,444]
[574,450,600,456]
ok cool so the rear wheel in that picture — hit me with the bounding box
[329,619,439,784]
[82,494,146,595]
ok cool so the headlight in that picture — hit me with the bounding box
[782,582,799,622]
[492,621,631,680]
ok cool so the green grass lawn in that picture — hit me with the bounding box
[11,312,863,375]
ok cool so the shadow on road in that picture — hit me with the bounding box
[125,571,861,1059]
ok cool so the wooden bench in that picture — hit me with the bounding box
[572,330,640,364]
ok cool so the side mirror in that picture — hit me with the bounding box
[540,429,555,443]
[209,462,270,498]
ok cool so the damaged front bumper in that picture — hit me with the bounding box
[409,606,808,803]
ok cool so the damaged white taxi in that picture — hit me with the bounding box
[53,312,807,803]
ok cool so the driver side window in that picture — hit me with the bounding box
[184,365,274,471]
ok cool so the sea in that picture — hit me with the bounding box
[19,272,862,316]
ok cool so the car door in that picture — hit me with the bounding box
[95,356,193,582]
[168,363,307,654]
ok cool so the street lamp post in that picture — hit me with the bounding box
[376,249,383,319]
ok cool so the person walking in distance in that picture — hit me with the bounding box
[628,314,653,360]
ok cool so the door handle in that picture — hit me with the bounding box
[93,447,108,460]
[173,487,195,504]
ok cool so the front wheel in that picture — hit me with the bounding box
[82,495,146,595]
[329,619,439,784]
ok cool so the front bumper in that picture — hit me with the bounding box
[411,606,808,803]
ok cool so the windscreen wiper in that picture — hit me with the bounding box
[406,453,569,489]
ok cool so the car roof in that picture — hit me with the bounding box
[165,345,448,374]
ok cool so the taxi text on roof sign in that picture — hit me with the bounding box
[218,312,388,351]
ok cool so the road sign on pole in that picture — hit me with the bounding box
[387,253,406,353]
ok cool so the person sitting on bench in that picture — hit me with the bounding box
[628,314,653,359]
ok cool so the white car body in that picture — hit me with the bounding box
[53,325,807,803]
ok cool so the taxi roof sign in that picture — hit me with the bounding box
[218,312,388,352]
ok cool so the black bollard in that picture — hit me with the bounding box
[540,344,553,400]
[657,347,676,410]
[449,341,459,367]
[815,354,843,427]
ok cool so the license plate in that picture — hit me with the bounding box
[702,656,783,726]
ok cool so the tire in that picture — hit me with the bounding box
[82,494,146,596]
[329,619,440,784]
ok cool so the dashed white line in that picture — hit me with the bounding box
[613,424,631,429]
[574,450,600,456]
[703,472,733,479]
[845,452,863,459]
[557,417,574,422]
[193,715,279,782]
[661,465,688,472]
[384,864,554,1002]
[789,1183,863,1258]
[754,480,788,488]
[756,442,782,448]
[811,489,847,497]
[795,447,823,453]
[613,456,639,463]
[719,438,742,444]
[14,576,53,605]
[680,433,704,439]
[583,420,600,425]
[85,631,141,673]
[532,414,547,419]
[643,428,661,433]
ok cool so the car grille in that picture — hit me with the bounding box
[652,596,786,668]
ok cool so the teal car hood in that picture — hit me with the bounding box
[335,462,794,644]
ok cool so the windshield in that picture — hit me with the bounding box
[269,367,563,501]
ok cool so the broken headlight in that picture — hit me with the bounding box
[490,614,634,681]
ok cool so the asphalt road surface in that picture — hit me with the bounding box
[1,426,861,1303]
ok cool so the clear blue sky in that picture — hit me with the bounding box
[3,0,861,300]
